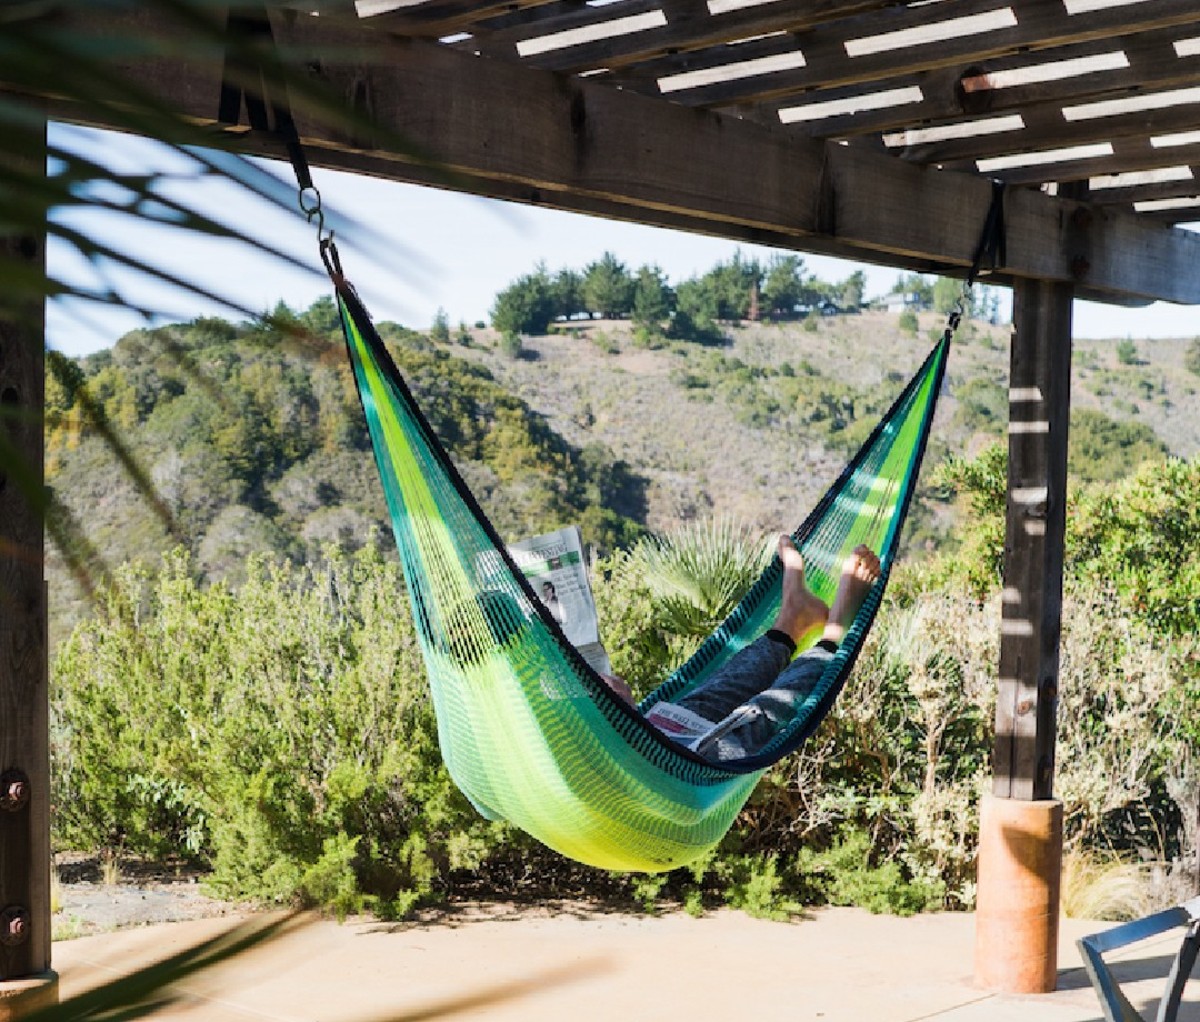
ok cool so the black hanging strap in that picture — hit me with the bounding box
[966,180,1006,288]
[940,180,1006,344]
[217,4,313,192]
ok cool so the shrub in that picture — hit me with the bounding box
[53,488,1200,919]
[429,308,450,344]
[801,830,945,916]
[52,546,501,914]
[498,331,523,359]
[1068,457,1200,635]
[1185,337,1200,377]
[1069,409,1167,484]
[632,324,666,349]
[591,330,619,354]
[953,377,1006,436]
[1116,337,1139,365]
[898,308,918,334]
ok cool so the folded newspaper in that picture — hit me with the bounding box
[506,525,612,676]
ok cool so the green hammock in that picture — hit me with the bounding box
[333,279,948,873]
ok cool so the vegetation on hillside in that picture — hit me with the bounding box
[487,251,1005,346]
[45,297,646,638]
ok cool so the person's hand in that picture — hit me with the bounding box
[600,673,634,705]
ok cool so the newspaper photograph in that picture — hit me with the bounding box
[506,525,612,675]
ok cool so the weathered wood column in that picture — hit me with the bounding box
[0,110,57,1018]
[974,276,1073,994]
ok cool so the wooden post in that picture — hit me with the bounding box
[0,109,57,1018]
[994,277,1073,802]
[974,276,1073,994]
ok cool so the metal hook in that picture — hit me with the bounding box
[299,185,333,247]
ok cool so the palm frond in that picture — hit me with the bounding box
[0,0,437,598]
[632,518,772,637]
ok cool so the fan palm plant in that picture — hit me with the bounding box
[629,518,772,640]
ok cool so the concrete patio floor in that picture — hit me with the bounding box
[50,905,1200,1021]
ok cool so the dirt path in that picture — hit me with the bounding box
[54,855,236,940]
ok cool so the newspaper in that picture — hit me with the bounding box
[507,525,612,676]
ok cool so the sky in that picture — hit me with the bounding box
[46,124,1200,357]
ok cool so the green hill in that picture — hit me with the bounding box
[46,297,1200,644]
[448,310,1197,540]
[44,298,646,643]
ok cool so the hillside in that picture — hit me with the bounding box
[453,310,1200,535]
[45,300,1200,644]
[44,300,646,643]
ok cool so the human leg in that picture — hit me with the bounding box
[690,645,834,760]
[692,544,882,761]
[672,631,795,723]
[672,534,827,722]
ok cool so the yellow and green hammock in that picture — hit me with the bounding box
[333,276,948,873]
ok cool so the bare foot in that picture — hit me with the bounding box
[823,545,882,645]
[772,534,829,643]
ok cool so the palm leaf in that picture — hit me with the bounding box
[632,519,772,637]
[0,0,437,597]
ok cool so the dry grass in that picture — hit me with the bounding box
[50,864,63,915]
[102,852,123,887]
[1061,848,1156,921]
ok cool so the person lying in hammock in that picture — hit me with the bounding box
[602,537,881,762]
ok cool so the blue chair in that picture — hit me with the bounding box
[1078,896,1200,1022]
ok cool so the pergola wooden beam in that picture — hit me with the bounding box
[995,277,1074,803]
[352,0,560,37]
[0,112,53,1006]
[888,96,1200,166]
[9,6,1200,308]
[940,139,1200,185]
[1090,175,1200,207]
[450,0,893,72]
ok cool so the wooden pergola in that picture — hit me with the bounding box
[3,0,1200,1012]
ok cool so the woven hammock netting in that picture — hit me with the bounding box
[337,282,948,872]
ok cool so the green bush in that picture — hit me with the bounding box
[1116,338,1139,365]
[52,546,501,914]
[953,377,1006,436]
[591,330,619,354]
[1068,457,1200,635]
[1069,409,1167,484]
[498,330,523,359]
[808,830,945,916]
[429,308,450,344]
[1185,337,1200,376]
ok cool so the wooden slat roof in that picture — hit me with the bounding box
[7,1,1198,303]
[351,0,1200,226]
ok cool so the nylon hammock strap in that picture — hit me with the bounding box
[216,3,313,193]
[284,151,1009,872]
[941,180,1006,344]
